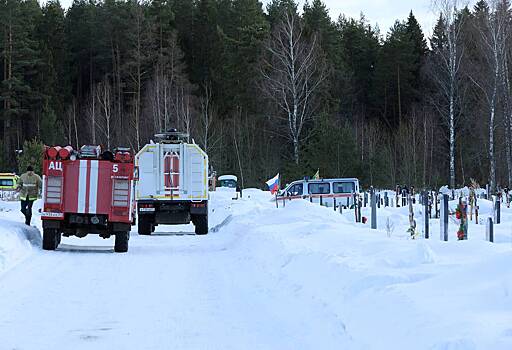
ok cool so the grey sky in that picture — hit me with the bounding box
[262,0,438,36]
[52,0,448,37]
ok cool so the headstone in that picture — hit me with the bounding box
[486,217,494,242]
[371,187,377,229]
[440,194,449,241]
[495,196,501,224]
[434,192,439,218]
[423,191,429,239]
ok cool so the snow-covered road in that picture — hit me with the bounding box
[1,189,512,350]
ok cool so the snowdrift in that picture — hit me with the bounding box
[0,200,41,276]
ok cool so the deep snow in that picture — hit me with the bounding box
[0,188,511,350]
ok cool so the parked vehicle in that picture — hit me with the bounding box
[0,173,19,191]
[277,178,360,207]
[41,145,135,252]
[218,175,238,189]
[217,174,242,199]
[135,130,209,235]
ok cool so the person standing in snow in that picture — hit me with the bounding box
[16,166,42,226]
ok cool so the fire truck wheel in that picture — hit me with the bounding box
[114,231,129,253]
[138,219,152,235]
[194,215,208,235]
[42,229,59,250]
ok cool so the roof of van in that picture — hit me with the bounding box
[295,177,359,182]
[218,175,237,181]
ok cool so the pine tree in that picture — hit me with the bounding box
[405,11,428,100]
[38,0,69,139]
[374,20,417,126]
[0,0,44,166]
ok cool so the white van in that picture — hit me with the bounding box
[277,178,360,207]
[218,175,238,189]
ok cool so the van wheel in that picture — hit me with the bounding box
[114,231,129,253]
[138,218,152,235]
[42,228,59,250]
[194,215,208,235]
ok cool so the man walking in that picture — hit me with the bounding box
[17,166,42,225]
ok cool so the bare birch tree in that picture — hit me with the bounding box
[64,99,79,149]
[95,78,113,149]
[146,31,194,138]
[496,0,512,188]
[431,0,467,188]
[198,83,216,154]
[85,86,96,144]
[469,0,509,193]
[260,10,327,164]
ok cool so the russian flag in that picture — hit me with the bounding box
[266,173,280,194]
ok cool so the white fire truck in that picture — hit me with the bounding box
[41,145,135,252]
[135,131,209,235]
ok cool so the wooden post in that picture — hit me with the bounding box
[377,193,381,208]
[428,192,432,218]
[486,184,490,199]
[320,195,323,206]
[371,187,377,229]
[333,197,337,211]
[408,195,415,238]
[440,194,449,241]
[423,191,429,239]
[275,193,278,208]
[462,200,468,240]
[486,217,494,242]
[435,192,439,219]
[495,196,501,224]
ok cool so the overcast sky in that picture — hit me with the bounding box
[53,0,448,37]
[262,0,438,36]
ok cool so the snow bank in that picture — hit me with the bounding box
[0,219,40,276]
[0,201,41,276]
[216,189,512,350]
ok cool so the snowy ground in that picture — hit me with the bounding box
[0,188,511,350]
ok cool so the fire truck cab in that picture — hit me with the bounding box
[41,145,135,252]
[135,131,209,235]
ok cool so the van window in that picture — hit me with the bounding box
[0,179,14,187]
[308,182,330,194]
[287,183,303,196]
[219,179,237,188]
[333,182,354,194]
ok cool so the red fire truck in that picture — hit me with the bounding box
[41,145,135,252]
